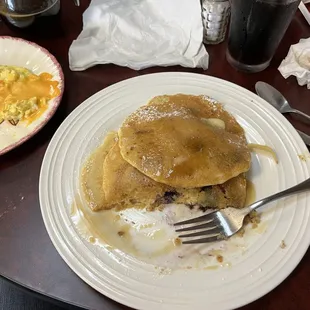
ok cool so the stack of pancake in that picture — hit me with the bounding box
[83,94,251,212]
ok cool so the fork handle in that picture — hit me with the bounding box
[249,177,310,212]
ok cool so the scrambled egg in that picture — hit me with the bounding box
[0,65,60,125]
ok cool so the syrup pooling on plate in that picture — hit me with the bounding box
[245,180,256,207]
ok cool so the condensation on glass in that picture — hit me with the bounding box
[201,0,231,45]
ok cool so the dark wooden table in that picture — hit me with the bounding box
[1,1,310,310]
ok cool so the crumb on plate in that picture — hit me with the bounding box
[244,210,261,228]
[280,240,286,249]
[174,237,182,246]
[114,214,120,222]
[298,154,308,161]
[237,227,245,237]
[117,231,125,237]
[89,236,96,244]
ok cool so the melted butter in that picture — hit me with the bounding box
[245,180,256,206]
[0,67,60,125]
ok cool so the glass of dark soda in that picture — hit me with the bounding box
[226,0,301,73]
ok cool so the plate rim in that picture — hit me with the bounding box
[39,72,310,310]
[0,35,65,156]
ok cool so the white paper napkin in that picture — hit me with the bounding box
[69,0,209,71]
[278,37,310,89]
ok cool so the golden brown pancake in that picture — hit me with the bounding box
[80,132,171,211]
[81,132,118,211]
[118,94,251,188]
[81,133,247,211]
[102,139,170,210]
[173,173,247,209]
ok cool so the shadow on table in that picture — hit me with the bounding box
[0,276,81,310]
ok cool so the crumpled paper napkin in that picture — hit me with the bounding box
[278,37,310,89]
[69,0,209,71]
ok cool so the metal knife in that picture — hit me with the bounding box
[255,87,310,147]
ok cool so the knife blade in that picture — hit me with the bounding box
[255,89,310,147]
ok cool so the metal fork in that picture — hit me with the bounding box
[175,177,310,244]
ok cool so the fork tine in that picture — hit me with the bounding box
[174,210,217,226]
[175,219,219,233]
[182,236,221,244]
[179,226,222,238]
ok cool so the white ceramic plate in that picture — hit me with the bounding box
[39,73,310,310]
[0,36,64,155]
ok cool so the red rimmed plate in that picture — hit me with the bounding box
[0,36,64,155]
